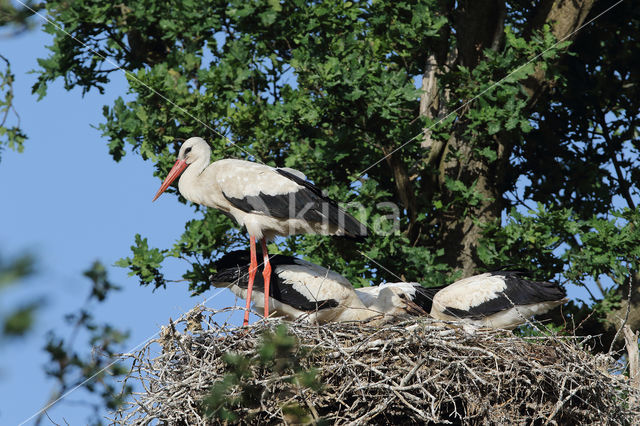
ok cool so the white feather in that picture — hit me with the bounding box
[431,273,506,313]
[279,167,307,180]
[173,138,355,241]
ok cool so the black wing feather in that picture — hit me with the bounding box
[275,169,368,239]
[222,169,368,239]
[410,284,446,314]
[210,250,339,312]
[442,271,566,319]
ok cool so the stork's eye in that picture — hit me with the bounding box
[185,147,192,155]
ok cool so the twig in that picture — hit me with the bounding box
[623,325,639,408]
[608,269,634,354]
[111,307,640,425]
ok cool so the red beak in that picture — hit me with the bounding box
[152,159,188,201]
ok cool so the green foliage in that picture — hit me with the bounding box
[3,302,39,336]
[0,54,27,160]
[479,204,640,332]
[480,204,640,286]
[0,0,42,32]
[0,251,34,287]
[84,260,121,301]
[0,0,44,160]
[201,324,322,422]
[0,255,131,421]
[446,24,565,141]
[115,234,167,289]
[32,0,640,348]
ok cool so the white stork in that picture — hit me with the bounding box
[355,282,439,313]
[429,271,567,329]
[153,137,368,325]
[209,250,417,324]
[362,271,567,329]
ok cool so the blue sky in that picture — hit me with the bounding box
[0,26,244,425]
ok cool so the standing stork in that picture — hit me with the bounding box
[153,137,368,325]
[362,271,567,329]
[210,250,418,324]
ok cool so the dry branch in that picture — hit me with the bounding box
[113,307,640,425]
[624,325,640,409]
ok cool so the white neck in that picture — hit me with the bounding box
[178,154,210,204]
[342,287,407,322]
[337,297,394,322]
[337,306,383,322]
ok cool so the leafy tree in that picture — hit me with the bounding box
[0,0,43,160]
[33,0,640,351]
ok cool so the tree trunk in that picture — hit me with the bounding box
[603,271,640,352]
[418,0,597,276]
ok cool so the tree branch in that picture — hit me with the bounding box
[523,0,597,105]
[596,110,637,210]
[623,325,640,408]
[382,146,418,240]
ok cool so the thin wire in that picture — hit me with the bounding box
[356,0,624,177]
[20,252,271,425]
[13,0,265,165]
[359,250,405,283]
[360,249,493,323]
[18,289,225,425]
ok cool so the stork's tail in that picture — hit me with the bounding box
[532,280,567,302]
[337,211,369,241]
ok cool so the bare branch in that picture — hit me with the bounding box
[623,325,639,408]
[113,307,640,424]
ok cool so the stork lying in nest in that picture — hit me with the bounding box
[210,251,567,329]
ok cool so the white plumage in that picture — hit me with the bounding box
[430,271,567,329]
[368,271,567,330]
[156,140,367,240]
[153,137,368,325]
[210,251,414,324]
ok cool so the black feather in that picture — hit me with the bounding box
[492,271,566,302]
[210,250,340,312]
[442,271,566,319]
[222,169,368,240]
[275,169,369,239]
[410,284,446,313]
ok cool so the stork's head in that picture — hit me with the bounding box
[375,286,428,319]
[152,136,211,201]
[178,136,210,165]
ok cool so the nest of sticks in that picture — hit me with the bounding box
[114,306,639,425]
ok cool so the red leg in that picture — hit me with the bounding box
[243,235,258,326]
[261,240,272,319]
